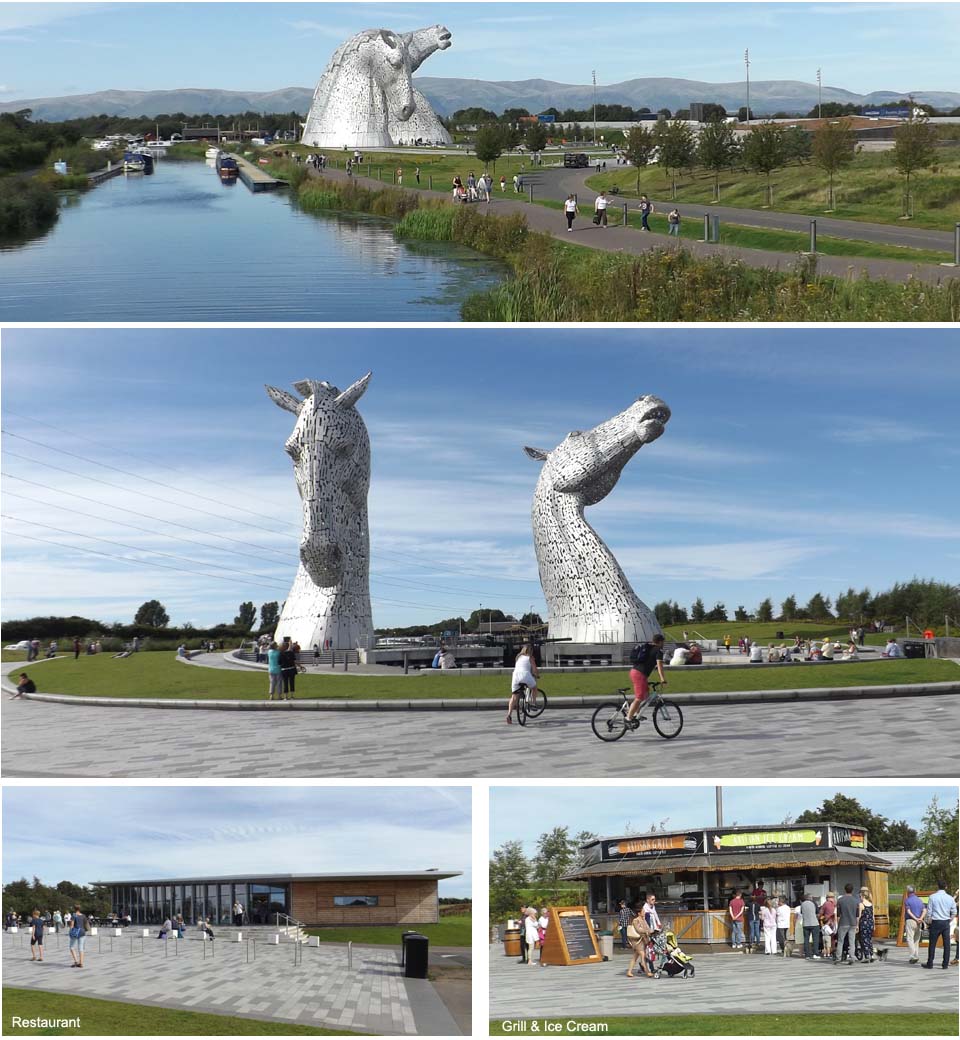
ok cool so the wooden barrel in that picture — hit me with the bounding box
[503,927,522,956]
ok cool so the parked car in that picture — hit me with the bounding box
[563,153,590,168]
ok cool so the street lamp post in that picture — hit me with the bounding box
[744,49,751,125]
[592,70,598,145]
[817,67,822,120]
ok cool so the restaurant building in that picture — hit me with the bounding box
[99,870,461,927]
[566,823,893,944]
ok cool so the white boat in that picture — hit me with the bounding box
[205,147,221,160]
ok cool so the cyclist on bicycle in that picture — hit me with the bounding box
[506,643,540,724]
[626,634,667,723]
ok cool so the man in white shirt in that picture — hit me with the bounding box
[642,893,661,931]
[775,897,792,954]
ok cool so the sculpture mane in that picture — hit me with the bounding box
[302,25,452,148]
[265,373,374,650]
[524,396,671,644]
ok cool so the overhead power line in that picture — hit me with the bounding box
[2,429,293,537]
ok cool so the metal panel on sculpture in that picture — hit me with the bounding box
[524,396,671,645]
[301,26,453,148]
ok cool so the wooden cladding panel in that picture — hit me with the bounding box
[290,879,438,926]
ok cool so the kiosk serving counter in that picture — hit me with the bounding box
[566,823,893,945]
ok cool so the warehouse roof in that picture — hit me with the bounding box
[97,870,462,885]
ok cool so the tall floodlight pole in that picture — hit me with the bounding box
[716,786,724,827]
[744,49,751,125]
[817,67,822,120]
[592,70,598,145]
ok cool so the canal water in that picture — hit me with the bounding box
[0,159,505,321]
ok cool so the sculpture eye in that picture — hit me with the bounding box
[380,30,398,48]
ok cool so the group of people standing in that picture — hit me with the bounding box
[562,193,681,235]
[452,172,494,203]
[265,638,302,700]
[516,905,549,965]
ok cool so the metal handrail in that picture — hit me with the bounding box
[273,911,305,938]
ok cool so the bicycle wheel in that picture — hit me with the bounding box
[653,699,684,739]
[524,690,548,719]
[591,701,628,742]
[515,695,527,727]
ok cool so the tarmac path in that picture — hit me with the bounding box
[309,162,959,285]
[4,684,957,778]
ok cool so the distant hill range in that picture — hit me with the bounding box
[3,78,959,121]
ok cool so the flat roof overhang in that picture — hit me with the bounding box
[564,848,892,880]
[97,870,462,885]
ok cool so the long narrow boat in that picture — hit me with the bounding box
[215,152,239,181]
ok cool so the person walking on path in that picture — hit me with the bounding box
[415,166,421,185]
[775,896,792,954]
[617,900,632,950]
[667,207,681,237]
[639,194,654,231]
[836,883,859,963]
[52,909,62,934]
[904,886,926,962]
[594,191,610,228]
[68,905,88,968]
[922,880,957,970]
[564,193,578,231]
[625,908,654,978]
[857,887,875,962]
[29,910,44,961]
[267,641,282,701]
[729,889,745,949]
[73,637,81,660]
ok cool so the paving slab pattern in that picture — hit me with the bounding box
[2,933,459,1035]
[489,943,959,1020]
[3,689,958,777]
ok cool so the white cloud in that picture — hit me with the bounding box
[829,418,941,445]
[617,538,825,582]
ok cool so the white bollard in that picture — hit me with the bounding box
[89,927,98,936]
[308,936,320,947]
[269,934,280,945]
[9,926,18,933]
[141,929,150,938]
[112,928,122,937]
[234,931,243,942]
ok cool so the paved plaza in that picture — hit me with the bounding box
[3,687,958,777]
[2,931,460,1035]
[489,942,959,1022]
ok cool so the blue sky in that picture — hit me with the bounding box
[489,785,958,855]
[1,2,958,101]
[2,786,472,894]
[1,329,958,630]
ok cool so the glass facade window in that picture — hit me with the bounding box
[250,883,288,924]
[204,885,217,924]
[334,896,379,906]
[219,884,233,924]
[174,885,184,918]
[183,885,193,925]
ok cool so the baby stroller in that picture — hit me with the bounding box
[650,930,695,979]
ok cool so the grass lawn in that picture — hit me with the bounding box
[533,197,949,264]
[585,145,960,232]
[6,651,956,701]
[489,1012,958,1035]
[2,988,357,1035]
[305,915,471,946]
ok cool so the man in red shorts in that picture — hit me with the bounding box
[626,634,667,723]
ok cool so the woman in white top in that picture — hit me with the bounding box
[564,194,578,231]
[760,903,778,954]
[506,644,540,723]
[523,909,540,966]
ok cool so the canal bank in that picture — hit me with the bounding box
[0,158,506,321]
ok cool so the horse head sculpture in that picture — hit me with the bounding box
[266,374,374,650]
[524,395,671,645]
[303,26,452,148]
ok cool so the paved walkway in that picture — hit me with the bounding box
[488,942,958,1021]
[4,684,957,777]
[2,931,460,1035]
[312,164,958,285]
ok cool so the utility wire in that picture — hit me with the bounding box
[3,408,299,531]
[2,515,289,593]
[2,451,293,558]
[1,500,289,585]
[1,473,291,567]
[3,529,289,592]
[2,429,291,537]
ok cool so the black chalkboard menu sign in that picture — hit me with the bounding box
[540,906,602,966]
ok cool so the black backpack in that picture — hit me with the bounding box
[630,642,652,668]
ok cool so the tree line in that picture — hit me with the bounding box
[2,877,111,919]
[653,578,958,628]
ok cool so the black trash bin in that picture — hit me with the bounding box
[403,933,429,979]
[902,640,926,659]
[400,930,418,966]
